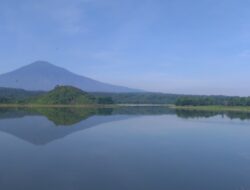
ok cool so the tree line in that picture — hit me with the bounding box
[175,96,250,106]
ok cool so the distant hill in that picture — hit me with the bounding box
[30,85,97,105]
[0,61,140,92]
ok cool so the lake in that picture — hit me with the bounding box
[0,107,250,190]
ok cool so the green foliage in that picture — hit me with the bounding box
[175,96,250,106]
[0,87,44,104]
[30,85,96,105]
[34,107,98,125]
[92,92,181,104]
[2,86,250,107]
[97,97,114,104]
[0,86,115,105]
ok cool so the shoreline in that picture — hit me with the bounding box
[1,104,250,113]
[0,104,170,108]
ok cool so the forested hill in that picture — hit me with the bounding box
[30,86,97,105]
[0,88,183,105]
[0,86,113,105]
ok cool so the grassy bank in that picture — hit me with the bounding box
[171,105,250,112]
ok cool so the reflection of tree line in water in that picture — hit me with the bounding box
[0,107,250,126]
[0,107,174,125]
[0,107,109,125]
[175,109,250,121]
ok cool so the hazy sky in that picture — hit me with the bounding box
[1,0,250,95]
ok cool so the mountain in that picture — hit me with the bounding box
[30,85,97,105]
[0,61,140,92]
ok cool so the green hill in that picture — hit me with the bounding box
[30,85,97,105]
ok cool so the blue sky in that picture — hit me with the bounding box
[1,0,250,95]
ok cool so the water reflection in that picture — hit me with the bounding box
[0,106,176,126]
[0,107,173,145]
[1,107,250,124]
[176,109,250,120]
[0,107,250,145]
[1,107,250,190]
[175,110,220,119]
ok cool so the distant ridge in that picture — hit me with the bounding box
[0,61,141,92]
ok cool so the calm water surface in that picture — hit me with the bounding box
[0,107,250,190]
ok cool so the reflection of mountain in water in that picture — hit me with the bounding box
[0,107,249,146]
[0,107,175,126]
[0,107,175,145]
[0,114,131,145]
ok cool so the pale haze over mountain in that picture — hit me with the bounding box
[0,61,140,92]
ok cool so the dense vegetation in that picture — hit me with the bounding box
[0,88,182,105]
[92,92,181,104]
[0,86,113,105]
[175,96,250,106]
[0,87,44,104]
[30,85,97,105]
[1,86,250,107]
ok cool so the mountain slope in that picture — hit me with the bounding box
[0,61,140,92]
